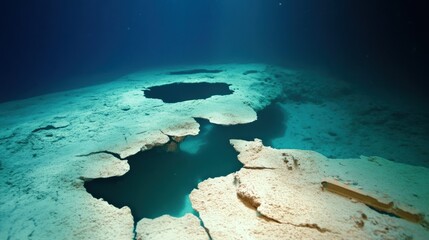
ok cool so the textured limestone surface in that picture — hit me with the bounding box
[190,139,429,240]
[135,214,209,240]
[0,64,286,239]
[2,63,428,239]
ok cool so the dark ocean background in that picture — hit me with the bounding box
[1,0,428,103]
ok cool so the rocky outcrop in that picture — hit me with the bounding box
[190,139,429,239]
[135,214,209,240]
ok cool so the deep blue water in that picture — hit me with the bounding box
[144,82,233,103]
[1,0,428,102]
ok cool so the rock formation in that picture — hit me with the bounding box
[136,214,209,240]
[190,139,429,239]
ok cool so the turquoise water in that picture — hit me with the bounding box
[84,103,285,220]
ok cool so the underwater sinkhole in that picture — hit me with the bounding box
[84,103,286,221]
[143,82,233,103]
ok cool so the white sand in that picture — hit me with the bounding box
[1,64,427,239]
[0,64,284,239]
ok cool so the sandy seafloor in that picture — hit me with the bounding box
[0,64,428,239]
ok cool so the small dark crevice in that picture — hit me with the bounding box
[0,132,15,141]
[32,124,68,133]
[168,69,223,75]
[237,189,282,224]
[243,166,276,170]
[367,205,399,218]
[257,211,282,224]
[194,212,213,240]
[243,70,258,75]
[296,223,332,233]
[76,150,124,160]
[237,192,261,209]
[132,221,137,240]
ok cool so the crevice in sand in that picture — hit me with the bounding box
[243,70,258,75]
[237,192,260,209]
[243,166,276,170]
[237,179,333,231]
[293,223,332,233]
[195,213,213,240]
[0,132,15,141]
[132,221,137,240]
[31,124,69,133]
[76,150,123,160]
[234,174,261,210]
[235,178,282,225]
[168,69,223,75]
